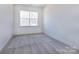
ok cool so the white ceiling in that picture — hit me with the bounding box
[23,4,46,8]
[30,4,46,7]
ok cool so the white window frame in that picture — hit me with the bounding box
[20,10,38,26]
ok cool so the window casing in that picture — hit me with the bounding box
[20,10,38,26]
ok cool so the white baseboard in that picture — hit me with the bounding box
[0,36,13,52]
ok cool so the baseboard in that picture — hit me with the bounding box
[0,36,13,52]
[43,32,71,47]
[43,32,79,51]
[14,32,43,36]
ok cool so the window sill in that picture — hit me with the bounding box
[19,26,39,27]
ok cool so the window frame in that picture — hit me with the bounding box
[19,10,39,27]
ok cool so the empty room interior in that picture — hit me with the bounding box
[0,4,79,54]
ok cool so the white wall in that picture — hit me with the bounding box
[0,4,13,51]
[14,5,43,35]
[44,4,79,49]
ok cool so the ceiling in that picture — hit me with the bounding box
[22,4,46,8]
[15,4,46,8]
[30,4,46,7]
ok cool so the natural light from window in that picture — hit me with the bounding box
[20,10,38,26]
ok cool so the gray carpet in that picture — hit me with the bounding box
[0,33,79,54]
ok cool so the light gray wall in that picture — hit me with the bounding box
[43,4,79,49]
[0,4,13,51]
[14,5,43,35]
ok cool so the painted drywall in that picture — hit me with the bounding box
[0,4,13,51]
[14,5,43,35]
[43,4,79,49]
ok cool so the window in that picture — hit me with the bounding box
[20,10,38,26]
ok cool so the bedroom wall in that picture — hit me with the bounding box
[0,4,13,51]
[43,4,79,49]
[14,5,43,35]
